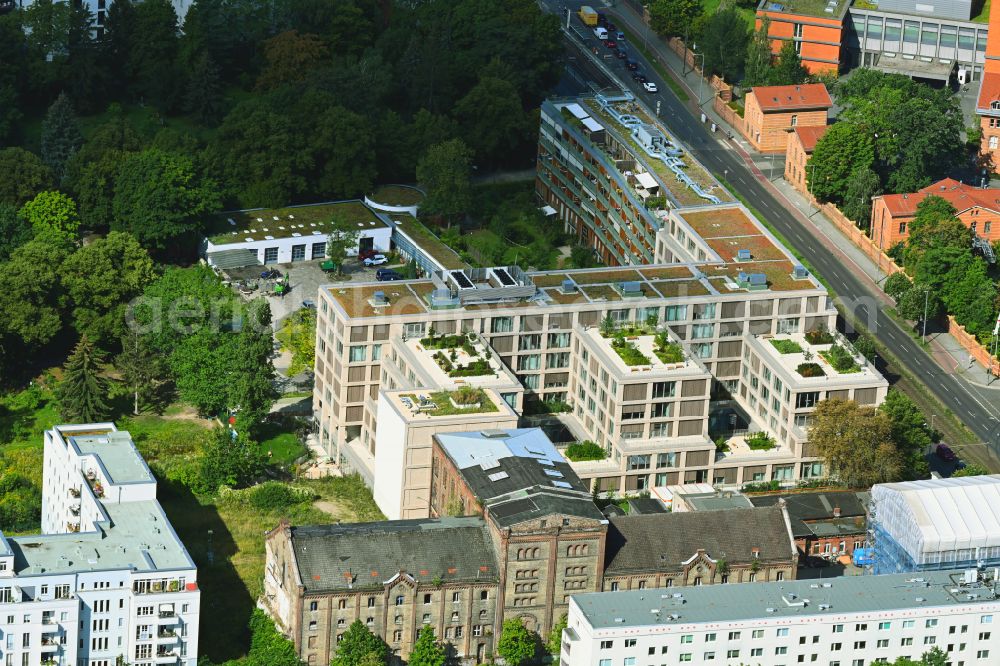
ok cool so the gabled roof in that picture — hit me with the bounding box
[289,517,498,593]
[878,178,1000,217]
[603,507,795,575]
[750,84,833,112]
[750,491,868,539]
[792,125,828,153]
[977,72,1000,114]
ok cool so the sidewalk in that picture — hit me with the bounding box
[607,1,999,390]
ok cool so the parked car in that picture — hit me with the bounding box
[358,248,378,261]
[301,299,316,309]
[363,254,388,266]
[376,268,403,281]
[632,71,647,83]
[936,443,957,462]
[642,81,658,93]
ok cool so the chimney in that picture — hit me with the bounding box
[833,506,842,518]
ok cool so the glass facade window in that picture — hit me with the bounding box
[519,334,541,351]
[491,317,514,333]
[349,346,366,362]
[548,332,571,348]
[903,22,919,44]
[517,355,540,371]
[665,306,687,321]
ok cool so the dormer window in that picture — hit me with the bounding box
[751,548,761,559]
[992,101,1000,111]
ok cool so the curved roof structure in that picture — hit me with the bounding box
[872,475,1000,556]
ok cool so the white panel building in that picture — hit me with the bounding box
[0,424,200,666]
[562,569,1000,666]
[871,475,1000,575]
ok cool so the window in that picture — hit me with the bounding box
[393,630,402,642]
[991,136,999,150]
[624,639,637,648]
[901,638,913,646]
[926,619,939,628]
[833,624,844,633]
[395,596,405,606]
[599,661,612,666]
[777,628,789,637]
[924,637,936,645]
[705,633,716,642]
[367,597,376,608]
[854,641,866,649]
[519,334,541,351]
[679,655,692,663]
[776,646,788,655]
[491,317,514,333]
[727,650,740,659]
[877,639,888,648]
[832,643,842,651]
[751,648,763,657]
[878,622,890,631]
[791,115,798,126]
[982,615,993,624]
[548,332,571,348]
[309,601,318,612]
[703,652,715,660]
[349,346,366,362]
[681,635,693,644]
[728,632,741,640]
[752,630,764,639]
[600,641,614,650]
[978,650,990,658]
[902,620,914,629]
[980,632,991,640]
[856,624,868,632]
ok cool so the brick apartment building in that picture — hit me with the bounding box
[978,0,1000,169]
[784,125,828,196]
[870,177,1000,253]
[742,84,832,153]
[750,490,868,559]
[264,429,798,665]
[755,0,848,74]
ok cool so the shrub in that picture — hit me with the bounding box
[745,432,776,451]
[449,359,493,377]
[770,339,803,354]
[805,326,834,345]
[654,341,684,364]
[249,482,309,511]
[565,441,607,462]
[821,344,860,373]
[610,338,651,366]
[451,386,485,405]
[796,362,825,377]
[742,480,781,493]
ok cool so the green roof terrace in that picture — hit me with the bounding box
[206,201,385,246]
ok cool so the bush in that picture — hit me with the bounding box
[805,326,834,345]
[249,482,311,511]
[770,339,803,354]
[742,480,781,493]
[610,338,651,366]
[796,362,825,377]
[745,432,776,451]
[565,441,607,462]
[821,344,860,373]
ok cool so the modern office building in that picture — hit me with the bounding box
[265,427,797,665]
[755,0,850,74]
[562,568,1000,666]
[870,475,1000,575]
[0,424,200,666]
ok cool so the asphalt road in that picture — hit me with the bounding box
[543,1,1000,449]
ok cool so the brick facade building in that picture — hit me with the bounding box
[743,84,832,153]
[755,0,848,75]
[750,491,868,559]
[870,178,1000,253]
[784,125,828,196]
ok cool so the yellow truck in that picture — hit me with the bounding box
[579,5,598,26]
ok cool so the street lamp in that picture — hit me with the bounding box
[691,43,705,107]
[921,286,931,342]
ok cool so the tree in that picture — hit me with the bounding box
[896,285,939,324]
[0,148,55,207]
[497,618,537,666]
[879,389,933,479]
[256,30,329,91]
[61,231,157,344]
[102,0,138,84]
[276,308,316,376]
[309,105,377,198]
[547,614,568,657]
[245,608,303,666]
[648,0,702,38]
[229,299,277,435]
[0,203,33,263]
[771,39,808,85]
[170,329,241,416]
[198,426,266,492]
[184,51,225,124]
[57,336,111,423]
[699,8,751,83]
[0,231,73,350]
[116,328,165,415]
[954,463,990,477]
[19,190,80,242]
[128,0,179,108]
[807,123,875,204]
[809,399,902,488]
[743,17,773,87]
[112,149,221,252]
[884,271,913,303]
[408,627,446,666]
[853,334,877,363]
[453,76,530,167]
[330,620,389,666]
[416,139,473,223]
[40,93,83,184]
[840,167,882,228]
[905,196,966,267]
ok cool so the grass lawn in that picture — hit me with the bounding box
[0,382,61,451]
[973,0,991,22]
[256,418,308,466]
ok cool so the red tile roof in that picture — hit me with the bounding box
[879,178,1000,217]
[977,72,1000,113]
[751,84,833,112]
[793,125,828,152]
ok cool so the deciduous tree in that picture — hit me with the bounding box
[954,463,990,477]
[453,75,530,167]
[0,148,54,208]
[497,618,537,666]
[276,308,316,377]
[197,426,266,492]
[57,336,111,423]
[884,272,912,303]
[0,204,32,263]
[699,8,751,83]
[547,614,568,657]
[0,231,73,350]
[416,139,473,223]
[648,0,702,38]
[229,299,276,435]
[879,389,933,479]
[330,620,389,666]
[116,328,166,415]
[255,29,329,91]
[809,399,901,488]
[771,39,808,85]
[807,123,875,205]
[743,17,773,87]
[19,190,80,243]
[408,627,446,666]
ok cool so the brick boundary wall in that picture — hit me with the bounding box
[947,316,998,371]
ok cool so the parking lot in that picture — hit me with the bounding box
[221,257,407,324]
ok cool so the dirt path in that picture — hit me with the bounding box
[313,499,350,519]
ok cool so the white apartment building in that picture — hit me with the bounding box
[562,569,1000,666]
[0,424,200,666]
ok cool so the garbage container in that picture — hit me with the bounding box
[710,123,717,133]
[700,113,707,123]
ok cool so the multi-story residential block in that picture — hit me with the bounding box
[0,424,200,666]
[870,177,1000,255]
[870,475,1000,575]
[742,84,832,153]
[562,569,1000,666]
[783,125,827,197]
[749,490,868,558]
[266,427,799,665]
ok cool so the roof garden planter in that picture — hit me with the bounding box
[770,339,803,354]
[796,362,825,378]
[805,327,835,345]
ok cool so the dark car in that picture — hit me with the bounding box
[936,443,957,462]
[376,268,403,281]
[625,59,639,71]
[615,48,627,59]
[608,22,617,32]
[631,70,645,82]
[597,12,607,26]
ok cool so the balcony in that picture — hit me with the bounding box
[157,610,177,623]
[157,629,179,643]
[155,649,180,664]
[40,636,60,651]
[68,487,80,498]
[66,521,79,533]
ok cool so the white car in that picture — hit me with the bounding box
[363,254,388,266]
[642,81,658,93]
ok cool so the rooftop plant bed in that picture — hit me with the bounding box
[421,331,474,351]
[565,440,607,462]
[820,344,861,374]
[796,362,825,378]
[805,327,835,345]
[654,331,684,364]
[770,339,803,354]
[746,432,776,451]
[610,336,652,366]
[449,359,494,377]
[401,390,497,416]
[369,185,424,207]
